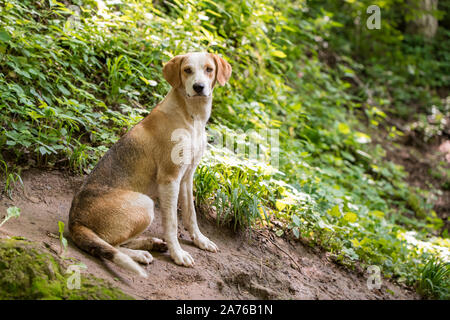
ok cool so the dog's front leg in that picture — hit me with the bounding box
[180,171,218,252]
[159,181,194,267]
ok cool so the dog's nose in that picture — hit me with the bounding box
[193,83,205,94]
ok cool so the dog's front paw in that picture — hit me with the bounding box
[171,249,195,267]
[194,234,218,253]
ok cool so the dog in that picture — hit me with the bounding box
[69,52,232,277]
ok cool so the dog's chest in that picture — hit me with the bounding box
[190,124,206,163]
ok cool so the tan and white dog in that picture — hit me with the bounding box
[69,52,232,277]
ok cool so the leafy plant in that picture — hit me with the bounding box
[0,206,21,228]
[0,160,23,199]
[417,258,450,299]
[58,221,68,257]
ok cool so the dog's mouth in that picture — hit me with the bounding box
[186,93,211,98]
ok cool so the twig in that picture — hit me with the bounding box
[255,229,301,271]
[259,258,263,279]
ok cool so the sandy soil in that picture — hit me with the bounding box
[0,169,419,300]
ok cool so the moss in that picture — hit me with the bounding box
[0,238,133,300]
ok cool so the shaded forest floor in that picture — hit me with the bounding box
[0,169,418,300]
[378,115,450,233]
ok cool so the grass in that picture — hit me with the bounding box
[417,258,450,299]
[0,160,23,199]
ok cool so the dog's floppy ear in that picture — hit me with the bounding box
[163,54,185,88]
[211,54,232,86]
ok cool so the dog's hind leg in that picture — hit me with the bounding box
[118,247,153,264]
[70,224,148,278]
[69,190,156,278]
[121,237,168,252]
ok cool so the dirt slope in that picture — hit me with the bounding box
[0,169,418,300]
[381,116,450,232]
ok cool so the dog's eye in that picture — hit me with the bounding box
[184,68,192,74]
[206,67,213,73]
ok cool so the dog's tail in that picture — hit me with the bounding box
[70,223,148,278]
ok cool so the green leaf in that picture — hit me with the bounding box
[292,215,301,227]
[0,207,21,228]
[39,146,49,155]
[342,247,359,260]
[370,210,385,219]
[341,151,355,162]
[58,221,67,251]
[140,77,158,87]
[350,238,360,247]
[61,237,67,249]
[355,132,371,144]
[338,123,350,135]
[343,212,357,223]
[292,227,300,238]
[0,30,11,43]
[271,50,287,58]
[328,205,341,217]
[57,83,70,96]
[58,221,65,235]
[275,200,286,211]
[7,206,21,219]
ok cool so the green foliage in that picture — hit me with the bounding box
[0,206,21,228]
[0,0,166,172]
[58,220,68,256]
[307,0,450,117]
[0,0,449,298]
[417,258,450,300]
[194,148,276,230]
[0,160,22,198]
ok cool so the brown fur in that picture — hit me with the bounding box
[211,53,232,86]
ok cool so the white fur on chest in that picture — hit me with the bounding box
[186,120,206,166]
[169,118,207,166]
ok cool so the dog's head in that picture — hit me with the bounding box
[163,52,232,98]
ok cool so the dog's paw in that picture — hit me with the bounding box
[131,250,154,265]
[113,252,148,278]
[151,237,168,252]
[171,249,195,267]
[194,234,218,253]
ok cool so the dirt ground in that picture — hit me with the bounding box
[0,169,419,300]
[382,117,450,233]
